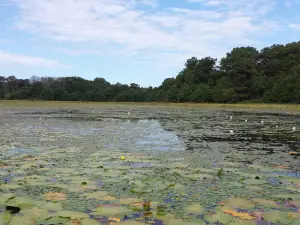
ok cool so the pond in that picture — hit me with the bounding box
[0,106,300,225]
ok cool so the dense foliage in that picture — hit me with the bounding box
[1,41,300,103]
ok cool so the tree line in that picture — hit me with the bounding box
[1,41,300,103]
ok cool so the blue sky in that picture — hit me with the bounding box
[0,0,300,87]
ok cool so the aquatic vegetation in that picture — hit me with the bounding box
[0,106,300,224]
[43,192,67,201]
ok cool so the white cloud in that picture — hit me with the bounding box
[137,0,158,7]
[0,50,70,68]
[187,0,276,14]
[289,23,300,30]
[285,0,300,7]
[0,39,11,43]
[10,0,280,63]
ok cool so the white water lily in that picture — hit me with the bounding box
[229,130,234,134]
[292,127,296,131]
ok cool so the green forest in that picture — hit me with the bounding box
[1,41,300,103]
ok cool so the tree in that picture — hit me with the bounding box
[177,84,192,102]
[220,47,259,101]
[212,77,236,103]
[189,84,212,102]
[1,41,300,104]
[166,85,179,102]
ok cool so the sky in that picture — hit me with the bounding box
[0,0,300,87]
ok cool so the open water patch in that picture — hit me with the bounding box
[104,119,185,152]
[0,148,36,160]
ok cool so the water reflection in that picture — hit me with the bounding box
[104,119,185,151]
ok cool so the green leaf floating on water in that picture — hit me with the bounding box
[263,210,299,224]
[186,173,214,180]
[0,211,11,224]
[228,218,256,225]
[291,219,300,225]
[117,197,141,205]
[21,207,48,219]
[184,204,204,214]
[0,194,15,206]
[245,185,264,192]
[204,211,233,224]
[252,198,279,208]
[242,179,266,185]
[0,170,9,176]
[90,205,131,217]
[129,178,171,194]
[77,218,102,225]
[56,211,90,220]
[81,191,111,200]
[40,202,63,211]
[36,216,71,225]
[0,184,21,190]
[130,186,152,193]
[54,168,75,173]
[8,215,33,225]
[272,193,300,201]
[159,214,206,225]
[48,183,69,189]
[6,196,39,209]
[224,198,254,209]
[117,221,146,225]
[217,168,223,178]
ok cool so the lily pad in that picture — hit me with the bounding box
[81,191,111,200]
[223,209,255,220]
[40,202,63,211]
[242,179,266,185]
[0,184,21,190]
[252,198,279,208]
[291,219,300,225]
[160,213,206,225]
[91,205,131,217]
[43,192,67,201]
[79,218,102,225]
[57,211,89,220]
[0,211,11,224]
[55,168,75,173]
[263,210,296,224]
[272,194,300,201]
[117,220,147,225]
[36,216,71,225]
[21,207,48,219]
[224,198,255,209]
[204,211,233,224]
[0,193,15,206]
[6,196,38,209]
[245,186,264,192]
[8,215,33,225]
[228,218,256,225]
[184,204,204,214]
[117,197,141,205]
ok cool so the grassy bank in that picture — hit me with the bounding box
[0,100,299,113]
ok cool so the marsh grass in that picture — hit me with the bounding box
[0,100,300,112]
